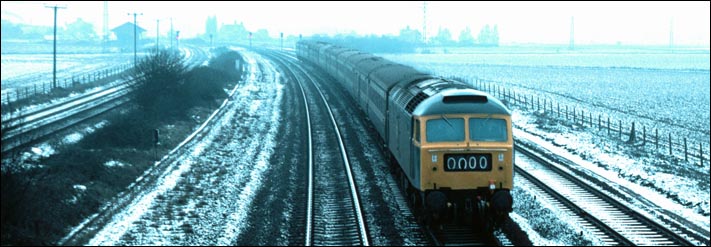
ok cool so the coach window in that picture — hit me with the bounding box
[426,117,464,142]
[469,118,508,142]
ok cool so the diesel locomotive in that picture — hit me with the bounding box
[296,41,514,228]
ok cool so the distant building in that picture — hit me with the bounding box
[218,21,248,43]
[111,22,146,52]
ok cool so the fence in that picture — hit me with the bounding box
[2,63,132,105]
[462,76,709,167]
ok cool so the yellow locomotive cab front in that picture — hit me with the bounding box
[416,114,514,193]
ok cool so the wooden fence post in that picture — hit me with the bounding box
[565,106,568,120]
[669,133,672,155]
[607,117,610,135]
[684,138,688,161]
[628,122,636,144]
[655,129,659,150]
[589,112,592,127]
[537,97,540,111]
[582,111,585,126]
[530,95,534,110]
[598,115,601,130]
[642,125,646,146]
[619,120,622,139]
[700,143,704,166]
[557,103,560,118]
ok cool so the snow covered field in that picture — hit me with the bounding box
[1,53,135,99]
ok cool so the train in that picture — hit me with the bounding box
[296,40,514,229]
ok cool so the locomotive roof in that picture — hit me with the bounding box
[412,89,511,116]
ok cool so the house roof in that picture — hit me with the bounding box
[111,22,146,33]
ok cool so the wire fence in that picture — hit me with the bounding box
[2,63,132,105]
[455,76,709,167]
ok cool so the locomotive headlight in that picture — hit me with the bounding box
[431,154,437,163]
[498,153,504,162]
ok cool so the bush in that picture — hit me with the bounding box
[81,110,153,149]
[129,48,243,122]
[181,66,229,107]
[207,49,244,81]
[129,49,188,123]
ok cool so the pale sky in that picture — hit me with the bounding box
[1,1,709,46]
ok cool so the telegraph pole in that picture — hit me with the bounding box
[102,1,108,53]
[128,12,142,66]
[423,1,427,44]
[156,19,160,51]
[46,4,66,90]
[170,17,174,49]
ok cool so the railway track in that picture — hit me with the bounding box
[424,223,502,246]
[1,46,209,156]
[265,50,370,246]
[515,142,701,246]
[1,82,132,154]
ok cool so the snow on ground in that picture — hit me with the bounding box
[104,160,127,168]
[0,53,133,96]
[62,132,83,145]
[85,48,285,245]
[58,118,110,145]
[514,112,709,225]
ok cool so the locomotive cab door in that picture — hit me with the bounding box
[409,119,420,188]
